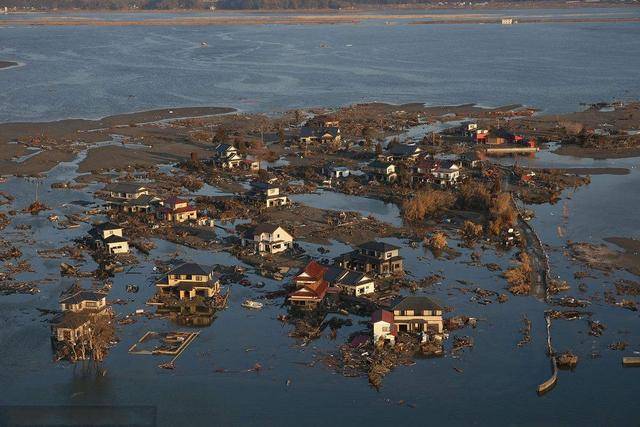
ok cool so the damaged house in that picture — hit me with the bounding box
[155,263,221,301]
[335,241,403,277]
[372,309,397,345]
[88,222,129,254]
[289,261,376,306]
[249,182,289,208]
[157,196,198,223]
[387,143,422,161]
[51,288,109,344]
[288,261,331,309]
[211,143,243,169]
[102,182,160,213]
[431,160,461,187]
[241,224,293,255]
[367,160,397,183]
[390,296,444,334]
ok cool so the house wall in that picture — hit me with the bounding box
[373,321,395,343]
[167,274,208,286]
[393,312,443,333]
[62,299,106,312]
[102,229,123,239]
[107,241,129,254]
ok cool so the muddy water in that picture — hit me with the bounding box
[1,145,639,426]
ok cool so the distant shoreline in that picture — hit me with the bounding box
[2,12,639,27]
[3,1,639,14]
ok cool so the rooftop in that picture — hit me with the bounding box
[358,241,400,253]
[369,160,393,170]
[392,296,442,312]
[103,182,147,194]
[60,290,107,305]
[168,263,213,277]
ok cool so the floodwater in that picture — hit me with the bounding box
[1,136,639,426]
[2,8,640,122]
[1,7,640,426]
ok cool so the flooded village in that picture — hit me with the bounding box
[1,99,640,422]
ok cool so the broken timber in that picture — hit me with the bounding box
[537,313,558,395]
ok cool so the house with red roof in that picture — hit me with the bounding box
[157,196,198,223]
[288,261,330,309]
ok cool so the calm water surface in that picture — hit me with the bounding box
[1,8,640,122]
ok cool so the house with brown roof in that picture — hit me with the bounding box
[155,263,221,301]
[157,196,198,223]
[288,261,331,309]
[241,224,293,255]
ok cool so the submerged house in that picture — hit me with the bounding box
[335,241,403,277]
[157,196,198,223]
[51,313,91,344]
[390,296,443,334]
[51,288,109,344]
[155,263,221,300]
[60,290,108,313]
[249,182,289,208]
[88,222,129,254]
[102,182,159,213]
[241,224,293,255]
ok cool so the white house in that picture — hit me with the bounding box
[368,160,397,183]
[432,161,461,187]
[250,182,289,208]
[330,166,350,179]
[89,222,130,254]
[60,290,108,313]
[102,182,159,213]
[372,309,397,345]
[242,224,293,255]
[212,144,243,169]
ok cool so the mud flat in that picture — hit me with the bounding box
[0,106,235,176]
[0,106,235,142]
[569,239,640,277]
